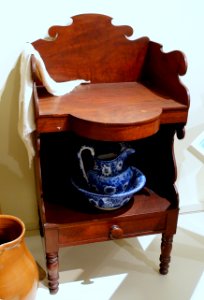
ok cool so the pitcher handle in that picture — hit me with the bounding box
[77,146,95,183]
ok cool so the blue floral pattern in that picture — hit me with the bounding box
[71,167,146,210]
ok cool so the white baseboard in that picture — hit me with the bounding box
[180,203,204,214]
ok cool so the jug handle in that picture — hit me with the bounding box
[77,146,95,183]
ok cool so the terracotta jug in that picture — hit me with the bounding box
[0,215,38,300]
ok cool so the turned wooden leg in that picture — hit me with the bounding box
[159,233,173,275]
[46,252,59,294]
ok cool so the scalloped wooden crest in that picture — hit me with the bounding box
[32,13,150,83]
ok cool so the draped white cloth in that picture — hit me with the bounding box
[18,43,88,167]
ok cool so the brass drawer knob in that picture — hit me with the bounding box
[110,225,124,239]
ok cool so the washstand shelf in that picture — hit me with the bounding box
[31,14,190,294]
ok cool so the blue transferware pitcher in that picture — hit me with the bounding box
[77,144,135,184]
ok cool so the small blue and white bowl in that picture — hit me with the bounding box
[71,167,146,210]
[87,166,134,195]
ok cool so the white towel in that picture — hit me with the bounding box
[18,43,88,167]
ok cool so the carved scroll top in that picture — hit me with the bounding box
[32,14,149,83]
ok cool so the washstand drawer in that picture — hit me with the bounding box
[59,212,168,246]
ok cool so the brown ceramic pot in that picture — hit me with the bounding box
[0,215,38,300]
